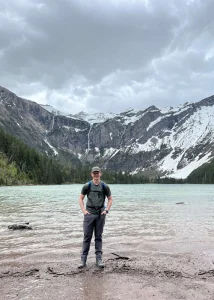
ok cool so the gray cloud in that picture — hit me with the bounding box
[0,0,214,113]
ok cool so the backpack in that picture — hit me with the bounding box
[86,180,108,212]
[87,180,108,198]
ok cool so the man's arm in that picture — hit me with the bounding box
[79,194,90,215]
[102,195,113,214]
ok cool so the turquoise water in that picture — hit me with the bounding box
[1,184,214,263]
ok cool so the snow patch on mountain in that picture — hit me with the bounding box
[147,116,166,131]
[73,111,116,125]
[131,137,163,153]
[166,152,212,179]
[103,147,117,158]
[172,106,214,149]
[160,103,190,114]
[44,138,58,155]
[122,114,143,125]
[41,104,67,115]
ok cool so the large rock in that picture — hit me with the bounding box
[8,223,32,230]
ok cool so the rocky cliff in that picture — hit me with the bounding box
[1,85,214,178]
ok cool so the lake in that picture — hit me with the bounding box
[1,184,214,266]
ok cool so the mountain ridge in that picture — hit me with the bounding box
[1,85,214,178]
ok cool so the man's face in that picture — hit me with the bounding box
[91,171,101,180]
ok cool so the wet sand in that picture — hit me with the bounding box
[1,249,214,300]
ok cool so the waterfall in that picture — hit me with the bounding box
[88,124,93,150]
[51,115,55,131]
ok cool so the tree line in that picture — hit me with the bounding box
[186,159,214,184]
[0,127,65,185]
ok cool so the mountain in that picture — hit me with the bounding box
[1,85,214,178]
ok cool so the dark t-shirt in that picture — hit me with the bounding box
[81,181,111,215]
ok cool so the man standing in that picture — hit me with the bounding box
[78,166,112,268]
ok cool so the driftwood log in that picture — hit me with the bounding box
[106,253,130,261]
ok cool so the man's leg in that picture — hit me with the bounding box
[94,214,106,261]
[80,214,95,265]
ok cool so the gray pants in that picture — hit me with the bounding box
[81,213,106,260]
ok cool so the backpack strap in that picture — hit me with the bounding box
[101,181,107,197]
[87,180,92,197]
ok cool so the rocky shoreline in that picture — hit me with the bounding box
[1,252,214,300]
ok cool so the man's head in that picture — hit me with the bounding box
[91,166,102,182]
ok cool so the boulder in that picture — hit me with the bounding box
[8,223,32,230]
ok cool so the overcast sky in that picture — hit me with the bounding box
[1,0,214,114]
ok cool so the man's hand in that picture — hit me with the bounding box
[79,194,90,215]
[101,210,108,215]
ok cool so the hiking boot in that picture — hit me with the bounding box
[78,259,87,269]
[96,258,104,268]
